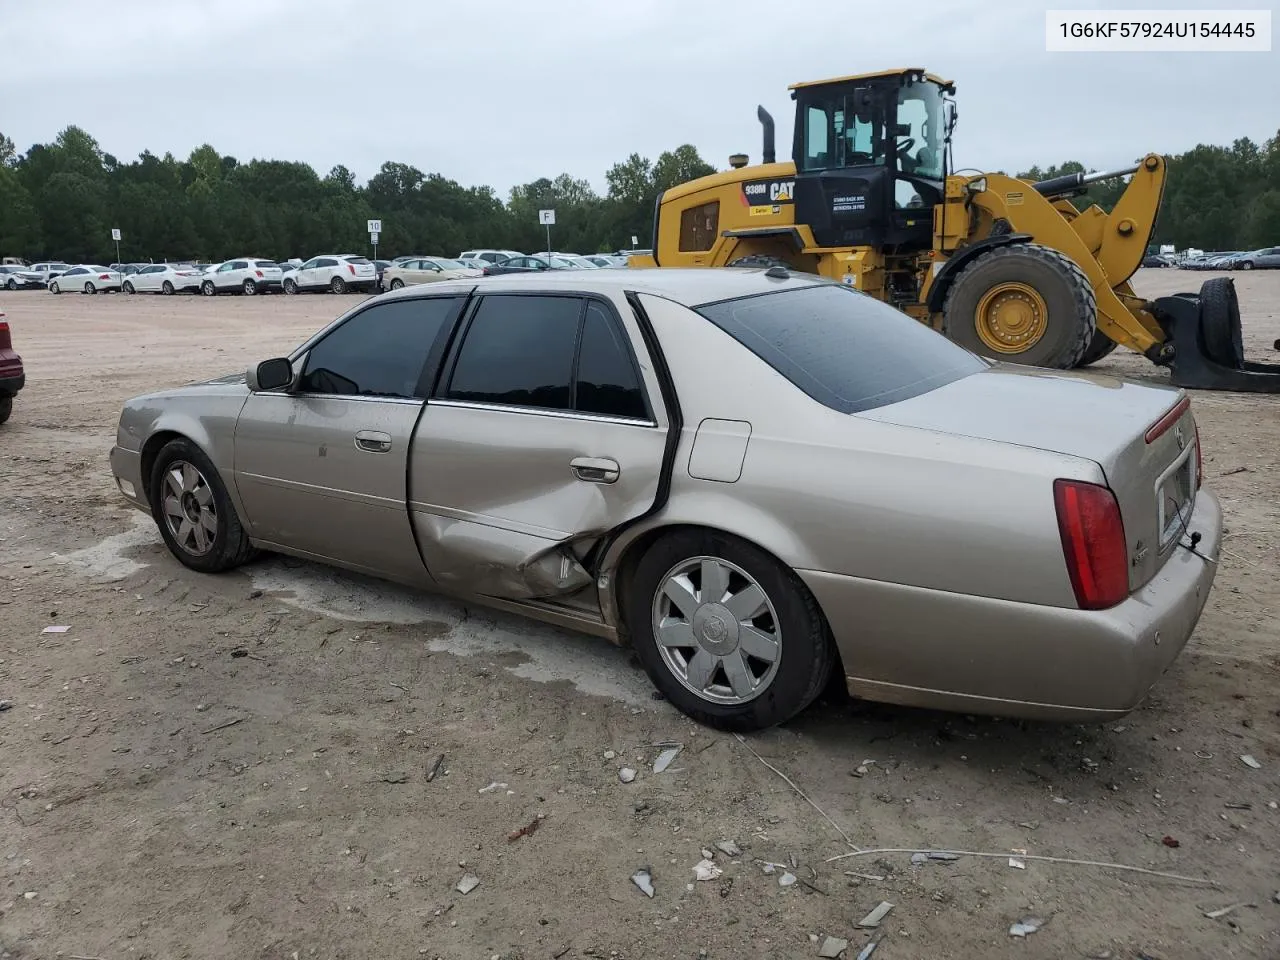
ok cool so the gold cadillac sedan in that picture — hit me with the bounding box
[108,268,1221,731]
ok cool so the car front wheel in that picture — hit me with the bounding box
[625,529,835,731]
[201,281,216,296]
[123,281,135,294]
[390,278,404,290]
[283,278,298,294]
[49,282,60,294]
[150,438,257,573]
[7,278,19,291]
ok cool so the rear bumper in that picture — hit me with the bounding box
[109,445,150,513]
[800,490,1223,721]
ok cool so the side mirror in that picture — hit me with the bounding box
[248,357,293,392]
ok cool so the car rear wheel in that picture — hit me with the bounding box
[389,278,404,290]
[330,276,347,294]
[1241,261,1254,271]
[201,281,216,297]
[0,395,12,425]
[150,438,257,573]
[283,278,298,295]
[625,529,835,731]
[84,282,97,295]
[242,278,257,295]
[161,280,174,295]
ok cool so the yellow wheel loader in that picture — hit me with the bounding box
[633,68,1280,391]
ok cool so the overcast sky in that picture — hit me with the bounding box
[2,0,1273,196]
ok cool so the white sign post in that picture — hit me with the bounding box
[367,219,382,260]
[538,209,555,257]
[111,227,122,265]
[631,235,639,247]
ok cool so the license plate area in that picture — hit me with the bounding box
[1156,452,1194,548]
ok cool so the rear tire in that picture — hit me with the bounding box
[943,243,1095,369]
[1199,277,1244,368]
[0,395,12,425]
[161,280,174,295]
[330,275,347,294]
[1241,261,1254,271]
[625,529,835,731]
[85,282,96,295]
[149,438,257,574]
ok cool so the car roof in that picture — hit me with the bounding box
[376,266,829,307]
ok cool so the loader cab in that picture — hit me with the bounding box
[790,70,953,250]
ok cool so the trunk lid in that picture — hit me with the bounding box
[858,364,1198,592]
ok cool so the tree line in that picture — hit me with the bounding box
[1,125,1277,264]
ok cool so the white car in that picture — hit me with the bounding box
[283,254,377,294]
[123,263,206,295]
[48,265,122,294]
[585,255,626,268]
[0,266,44,290]
[458,248,523,266]
[25,262,72,286]
[200,257,284,296]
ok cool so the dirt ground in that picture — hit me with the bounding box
[1,270,1277,960]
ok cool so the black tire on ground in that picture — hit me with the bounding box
[625,528,836,731]
[389,278,404,290]
[201,280,216,297]
[1075,328,1119,367]
[7,278,19,290]
[123,281,135,294]
[283,278,298,295]
[1198,277,1244,368]
[943,243,1096,369]
[1241,261,1254,271]
[330,275,347,294]
[49,282,60,294]
[242,278,257,295]
[0,395,12,425]
[84,282,96,295]
[149,438,257,574]
[161,280,174,295]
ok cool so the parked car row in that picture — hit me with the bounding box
[1178,247,1280,270]
[0,249,637,297]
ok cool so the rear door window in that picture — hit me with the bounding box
[695,283,987,413]
[445,295,582,411]
[574,302,648,420]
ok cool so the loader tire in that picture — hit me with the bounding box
[943,243,1095,369]
[1075,329,1118,367]
[1198,277,1243,368]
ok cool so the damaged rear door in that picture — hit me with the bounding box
[410,291,670,600]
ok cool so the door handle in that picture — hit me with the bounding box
[570,456,620,484]
[354,430,392,454]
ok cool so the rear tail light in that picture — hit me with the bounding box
[348,264,356,275]
[0,320,11,351]
[1053,479,1129,610]
[255,270,263,278]
[99,273,111,280]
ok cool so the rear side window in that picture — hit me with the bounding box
[446,295,581,410]
[575,302,648,420]
[300,297,459,398]
[695,284,987,413]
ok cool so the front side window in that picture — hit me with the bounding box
[446,296,581,410]
[695,284,986,414]
[299,297,459,398]
[800,94,880,171]
[678,201,719,253]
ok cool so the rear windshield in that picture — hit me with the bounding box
[344,256,371,264]
[695,283,987,414]
[255,260,277,268]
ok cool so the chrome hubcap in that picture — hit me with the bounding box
[652,556,781,704]
[161,460,217,556]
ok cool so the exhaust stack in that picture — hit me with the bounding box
[757,106,775,164]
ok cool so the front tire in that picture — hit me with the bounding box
[0,395,12,425]
[1241,261,1254,271]
[330,275,347,294]
[283,278,298,295]
[1075,328,1118,367]
[943,244,1096,369]
[625,529,835,731]
[123,281,135,295]
[201,280,216,297]
[6,278,17,291]
[49,282,60,295]
[389,278,404,290]
[149,438,257,573]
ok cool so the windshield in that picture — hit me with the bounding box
[696,284,986,413]
[896,79,945,179]
[549,257,577,269]
[429,258,467,270]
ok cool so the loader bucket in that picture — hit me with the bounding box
[1149,277,1280,393]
